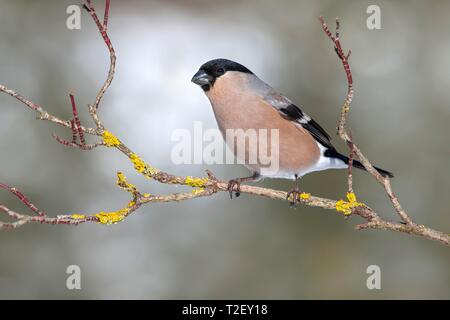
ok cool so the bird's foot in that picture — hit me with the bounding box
[227,179,241,199]
[286,188,303,207]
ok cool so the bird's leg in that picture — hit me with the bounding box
[286,174,302,206]
[227,173,260,199]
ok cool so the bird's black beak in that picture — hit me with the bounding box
[191,70,212,86]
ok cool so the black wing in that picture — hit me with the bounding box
[264,90,334,149]
[279,104,333,149]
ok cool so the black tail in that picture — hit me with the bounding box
[324,149,394,178]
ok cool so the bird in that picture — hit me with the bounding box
[191,58,393,204]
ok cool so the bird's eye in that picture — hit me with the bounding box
[216,68,225,75]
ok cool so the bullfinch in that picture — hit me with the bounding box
[191,58,393,203]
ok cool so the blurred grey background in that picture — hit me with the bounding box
[0,0,449,299]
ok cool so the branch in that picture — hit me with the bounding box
[0,3,448,246]
[0,83,97,135]
[318,16,443,240]
[84,0,116,117]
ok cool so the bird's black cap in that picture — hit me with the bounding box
[192,59,254,91]
[199,59,254,76]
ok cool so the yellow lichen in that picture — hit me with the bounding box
[146,165,159,176]
[127,201,136,207]
[335,199,353,215]
[300,192,311,200]
[129,153,159,176]
[143,193,151,198]
[286,192,311,202]
[346,192,357,203]
[95,207,130,225]
[185,176,209,188]
[130,153,146,172]
[335,192,365,216]
[71,214,86,219]
[117,172,127,184]
[116,171,137,193]
[191,188,205,195]
[102,130,121,147]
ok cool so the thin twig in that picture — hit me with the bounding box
[347,130,355,193]
[69,93,86,145]
[103,0,110,30]
[0,84,97,134]
[84,0,115,115]
[0,183,46,217]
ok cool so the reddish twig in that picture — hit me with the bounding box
[51,133,104,150]
[319,16,353,133]
[103,0,110,30]
[70,119,77,143]
[69,93,86,145]
[0,183,46,217]
[84,0,115,114]
[53,92,103,150]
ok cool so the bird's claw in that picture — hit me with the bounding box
[286,188,303,207]
[227,179,241,199]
